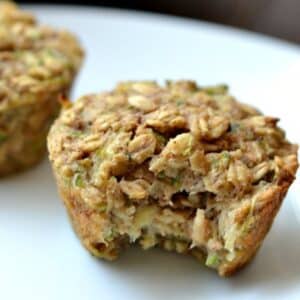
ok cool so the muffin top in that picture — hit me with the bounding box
[48,81,298,209]
[0,2,35,25]
[0,2,83,111]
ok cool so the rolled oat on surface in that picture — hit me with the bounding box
[0,2,83,176]
[48,80,298,276]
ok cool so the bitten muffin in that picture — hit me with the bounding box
[48,81,298,276]
[0,2,83,176]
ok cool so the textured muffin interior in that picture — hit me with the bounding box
[48,81,298,275]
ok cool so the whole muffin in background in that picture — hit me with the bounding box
[0,2,83,176]
[48,81,298,276]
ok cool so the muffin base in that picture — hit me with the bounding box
[0,90,63,177]
[54,174,293,276]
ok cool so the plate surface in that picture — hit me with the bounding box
[1,5,299,300]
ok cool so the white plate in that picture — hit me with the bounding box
[1,5,299,300]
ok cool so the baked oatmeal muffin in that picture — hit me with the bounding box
[0,2,83,176]
[48,81,298,276]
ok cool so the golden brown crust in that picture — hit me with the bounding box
[219,179,292,276]
[57,180,122,260]
[0,87,68,176]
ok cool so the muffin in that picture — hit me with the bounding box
[48,81,298,276]
[0,2,83,176]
